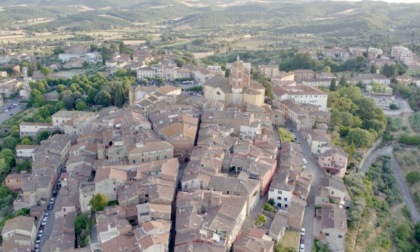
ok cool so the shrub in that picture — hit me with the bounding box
[399,134,420,146]
[390,103,398,110]
[264,203,276,213]
[255,213,267,226]
[406,171,420,185]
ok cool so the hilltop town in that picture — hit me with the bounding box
[0,1,420,252]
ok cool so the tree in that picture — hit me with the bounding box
[29,89,45,107]
[225,69,231,77]
[40,67,53,77]
[62,94,75,110]
[94,89,112,107]
[339,75,347,86]
[346,128,374,148]
[90,193,108,212]
[381,64,396,78]
[75,101,87,111]
[20,137,33,145]
[37,131,51,143]
[329,78,337,91]
[370,64,378,74]
[2,136,18,149]
[255,213,267,226]
[415,222,420,243]
[406,171,420,185]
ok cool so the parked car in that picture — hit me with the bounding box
[300,228,306,236]
[4,109,8,112]
[35,238,41,244]
[52,190,57,197]
[299,244,305,252]
[41,218,47,226]
[47,203,53,211]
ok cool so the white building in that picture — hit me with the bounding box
[136,67,156,80]
[391,46,414,66]
[19,122,53,137]
[16,145,37,159]
[268,172,293,209]
[239,122,262,140]
[273,85,328,111]
[302,78,332,88]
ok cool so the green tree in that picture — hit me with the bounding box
[29,89,45,107]
[381,64,396,78]
[406,171,420,185]
[75,101,87,111]
[346,128,374,148]
[415,222,420,243]
[339,75,347,86]
[255,213,267,226]
[370,64,378,74]
[40,67,53,77]
[2,136,18,149]
[37,131,51,143]
[329,78,337,91]
[90,193,108,212]
[20,137,33,145]
[94,90,112,107]
[225,68,231,77]
[62,94,75,110]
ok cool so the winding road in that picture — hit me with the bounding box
[360,146,420,223]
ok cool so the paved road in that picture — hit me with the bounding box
[0,97,23,125]
[289,124,324,252]
[360,146,420,223]
[282,122,325,252]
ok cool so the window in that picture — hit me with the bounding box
[216,91,221,95]
[285,204,288,208]
[277,196,282,200]
[338,235,343,238]
[284,198,287,201]
[114,188,116,191]
[326,233,330,236]
[63,208,66,212]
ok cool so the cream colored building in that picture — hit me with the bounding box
[128,141,174,164]
[204,56,265,107]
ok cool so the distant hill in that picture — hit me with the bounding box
[0,0,419,36]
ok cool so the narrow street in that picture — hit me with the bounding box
[289,123,324,252]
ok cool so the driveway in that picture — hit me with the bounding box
[359,146,420,223]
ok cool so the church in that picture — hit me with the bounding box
[203,56,265,107]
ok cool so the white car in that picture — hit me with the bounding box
[299,244,305,252]
[300,228,306,236]
[303,158,308,164]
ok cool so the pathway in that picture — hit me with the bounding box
[360,146,420,223]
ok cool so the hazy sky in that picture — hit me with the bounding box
[336,0,420,2]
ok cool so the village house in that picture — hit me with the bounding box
[293,69,315,82]
[302,78,332,88]
[316,204,348,252]
[42,212,77,251]
[1,216,36,252]
[315,176,349,206]
[52,111,96,131]
[306,129,332,156]
[16,145,37,160]
[148,105,200,162]
[318,145,349,177]
[5,173,30,192]
[269,212,288,242]
[259,65,280,78]
[0,78,22,98]
[128,141,174,164]
[175,190,248,251]
[278,99,316,131]
[19,122,54,138]
[234,228,274,252]
[94,168,128,201]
